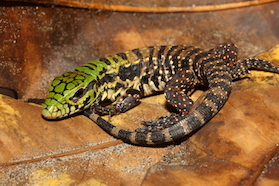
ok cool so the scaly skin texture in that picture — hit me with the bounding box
[42,43,279,145]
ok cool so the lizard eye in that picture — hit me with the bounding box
[70,88,85,103]
[73,88,85,98]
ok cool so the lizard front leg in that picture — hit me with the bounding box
[90,88,141,116]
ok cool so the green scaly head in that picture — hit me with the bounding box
[42,70,101,119]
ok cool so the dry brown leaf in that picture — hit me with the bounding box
[1,1,279,185]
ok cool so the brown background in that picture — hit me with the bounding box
[0,1,279,185]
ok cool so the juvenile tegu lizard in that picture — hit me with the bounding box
[42,43,279,145]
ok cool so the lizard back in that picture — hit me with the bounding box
[42,45,205,119]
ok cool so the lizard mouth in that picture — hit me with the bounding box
[41,103,78,120]
[41,107,66,119]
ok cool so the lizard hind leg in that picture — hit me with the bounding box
[138,69,197,132]
[243,58,279,73]
[164,69,197,116]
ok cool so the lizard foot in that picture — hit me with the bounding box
[136,113,185,132]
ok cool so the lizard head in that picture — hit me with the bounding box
[42,71,100,119]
